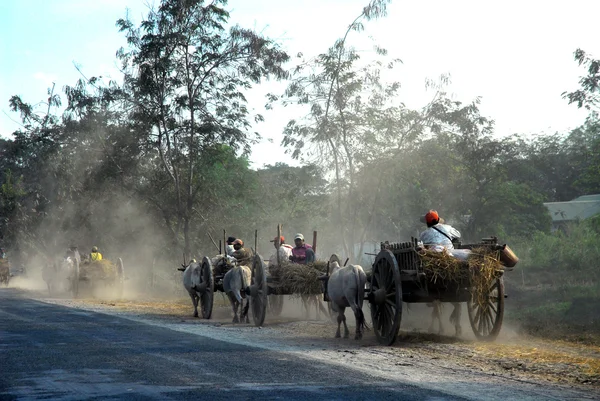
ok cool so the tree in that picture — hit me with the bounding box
[116,0,290,257]
[274,0,403,260]
[563,48,600,111]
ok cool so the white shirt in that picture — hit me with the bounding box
[268,244,293,267]
[225,244,235,257]
[419,224,461,250]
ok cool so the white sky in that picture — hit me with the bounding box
[1,0,598,169]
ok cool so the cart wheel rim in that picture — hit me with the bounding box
[251,254,267,326]
[467,277,504,341]
[200,256,214,319]
[369,249,402,345]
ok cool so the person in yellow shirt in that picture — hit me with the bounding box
[90,246,103,261]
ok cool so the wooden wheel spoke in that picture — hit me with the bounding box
[487,308,496,327]
[488,301,498,316]
[373,270,381,287]
[474,305,482,326]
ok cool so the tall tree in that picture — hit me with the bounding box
[116,0,289,257]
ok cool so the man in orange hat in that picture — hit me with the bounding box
[232,239,252,265]
[419,210,461,251]
[268,235,293,267]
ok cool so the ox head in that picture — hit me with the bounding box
[189,261,202,288]
[329,254,342,273]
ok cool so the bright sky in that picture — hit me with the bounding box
[1,0,599,169]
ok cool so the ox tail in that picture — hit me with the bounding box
[353,265,370,331]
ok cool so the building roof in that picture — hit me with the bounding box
[544,195,600,222]
[573,194,600,202]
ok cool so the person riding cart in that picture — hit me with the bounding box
[419,210,471,261]
[90,246,103,261]
[419,210,461,251]
[290,233,315,264]
[225,236,237,257]
[268,236,293,267]
[232,239,252,266]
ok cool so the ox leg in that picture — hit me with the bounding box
[427,302,436,333]
[227,292,239,323]
[342,312,350,339]
[335,308,344,338]
[189,292,199,318]
[301,295,310,320]
[450,302,462,337]
[242,298,250,324]
[353,307,363,340]
[429,301,444,335]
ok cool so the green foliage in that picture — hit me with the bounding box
[563,48,600,111]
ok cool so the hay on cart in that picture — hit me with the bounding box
[81,259,118,280]
[268,260,329,296]
[419,247,504,306]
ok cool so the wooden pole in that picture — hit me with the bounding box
[312,230,318,253]
[219,240,222,255]
[254,229,258,256]
[207,232,220,253]
[276,224,282,266]
[223,229,227,255]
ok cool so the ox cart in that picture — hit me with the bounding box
[192,253,269,327]
[364,236,517,345]
[71,257,125,298]
[190,228,333,326]
[0,258,9,287]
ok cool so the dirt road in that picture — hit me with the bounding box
[12,287,597,401]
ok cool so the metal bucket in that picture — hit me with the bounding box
[499,245,519,268]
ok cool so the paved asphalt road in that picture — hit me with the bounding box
[0,289,465,400]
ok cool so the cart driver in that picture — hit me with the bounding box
[268,236,293,267]
[290,233,315,264]
[232,239,252,265]
[90,246,103,262]
[419,210,461,251]
[225,236,237,257]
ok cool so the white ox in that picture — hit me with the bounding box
[43,249,80,295]
[326,255,369,340]
[181,260,203,318]
[223,264,251,324]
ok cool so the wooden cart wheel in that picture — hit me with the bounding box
[467,276,504,341]
[71,258,80,298]
[200,256,214,319]
[369,249,402,346]
[250,254,268,327]
[268,295,284,317]
[116,258,124,299]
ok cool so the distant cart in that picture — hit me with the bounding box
[0,258,9,287]
[71,258,125,298]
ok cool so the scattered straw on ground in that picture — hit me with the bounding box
[467,341,600,384]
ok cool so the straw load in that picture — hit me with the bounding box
[81,259,118,280]
[419,247,505,305]
[268,260,329,296]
